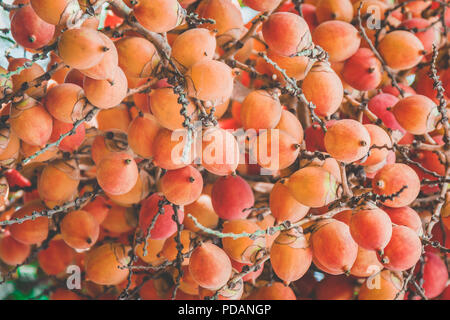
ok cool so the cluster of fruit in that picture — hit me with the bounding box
[0,0,448,300]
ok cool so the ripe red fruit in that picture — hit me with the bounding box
[211,175,254,221]
[311,219,358,275]
[315,275,355,300]
[83,67,128,109]
[38,160,80,206]
[44,83,85,124]
[316,0,354,23]
[201,127,240,176]
[252,282,296,300]
[270,228,312,283]
[342,48,382,91]
[171,28,216,70]
[116,37,159,79]
[381,83,416,98]
[378,225,422,271]
[58,28,107,70]
[357,124,392,167]
[133,0,183,33]
[186,60,234,103]
[50,289,82,300]
[400,18,439,54]
[358,270,404,300]
[383,206,422,235]
[85,243,130,285]
[312,21,360,62]
[10,97,53,147]
[9,201,49,245]
[393,95,440,135]
[243,0,281,11]
[269,181,309,223]
[49,119,86,152]
[378,30,424,70]
[287,167,339,208]
[30,0,78,25]
[139,194,184,240]
[414,252,448,299]
[440,286,450,300]
[249,129,300,172]
[150,88,196,131]
[83,196,110,225]
[101,204,137,233]
[349,206,393,251]
[304,120,336,152]
[372,163,420,208]
[127,113,160,158]
[324,119,371,163]
[79,32,118,82]
[11,4,55,49]
[276,110,304,144]
[188,242,232,290]
[38,239,75,276]
[8,57,46,98]
[0,234,30,266]
[262,12,312,57]
[302,62,344,117]
[350,246,383,278]
[160,166,203,206]
[61,210,100,250]
[96,152,138,196]
[366,93,404,134]
[196,0,243,38]
[152,128,194,170]
[240,90,282,130]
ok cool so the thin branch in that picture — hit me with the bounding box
[0,188,100,226]
[20,107,99,166]
[355,2,405,97]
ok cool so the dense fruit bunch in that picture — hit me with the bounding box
[0,0,448,301]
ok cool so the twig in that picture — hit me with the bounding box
[20,107,99,166]
[0,188,99,226]
[0,0,26,11]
